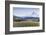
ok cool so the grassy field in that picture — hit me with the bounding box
[13,20,39,27]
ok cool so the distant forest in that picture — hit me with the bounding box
[13,16,39,22]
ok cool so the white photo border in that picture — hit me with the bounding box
[10,4,43,31]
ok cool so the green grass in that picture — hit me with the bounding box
[13,20,39,27]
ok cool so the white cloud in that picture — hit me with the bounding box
[13,8,39,17]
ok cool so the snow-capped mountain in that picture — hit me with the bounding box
[31,11,39,17]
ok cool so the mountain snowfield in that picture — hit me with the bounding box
[13,7,40,17]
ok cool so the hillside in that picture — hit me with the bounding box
[13,16,39,22]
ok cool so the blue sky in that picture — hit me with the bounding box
[13,7,39,17]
